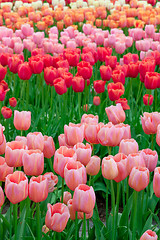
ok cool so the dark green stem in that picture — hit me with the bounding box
[61,178,64,203]
[36,202,41,240]
[111,180,115,240]
[132,191,138,240]
[13,203,18,240]
[106,179,109,228]
[83,213,86,240]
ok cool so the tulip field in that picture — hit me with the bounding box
[1,0,160,240]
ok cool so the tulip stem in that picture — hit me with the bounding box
[136,81,142,104]
[83,213,86,240]
[89,175,92,186]
[75,211,78,240]
[36,202,41,240]
[154,88,157,111]
[106,179,109,228]
[111,180,115,240]
[78,92,81,118]
[132,190,138,240]
[151,134,154,150]
[61,178,64,203]
[122,180,125,208]
[115,182,120,239]
[10,204,12,239]
[13,203,18,240]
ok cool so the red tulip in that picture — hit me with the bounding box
[72,76,85,92]
[112,69,125,85]
[144,72,159,89]
[18,62,32,80]
[105,55,117,69]
[77,61,93,80]
[9,97,17,107]
[127,62,139,78]
[29,55,44,74]
[115,98,130,110]
[61,72,73,88]
[143,94,154,105]
[123,53,139,65]
[100,65,112,81]
[139,58,155,82]
[94,80,106,94]
[53,78,67,95]
[107,82,125,101]
[0,64,7,80]
[93,96,101,106]
[8,55,23,74]
[63,48,80,67]
[97,47,112,62]
[1,106,12,119]
[44,67,58,86]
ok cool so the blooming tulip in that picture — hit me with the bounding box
[43,136,55,159]
[29,175,48,202]
[141,112,160,135]
[14,110,31,131]
[102,156,118,180]
[0,156,13,181]
[129,167,149,192]
[86,156,101,176]
[0,186,4,209]
[18,62,32,80]
[126,153,146,174]
[27,132,44,151]
[113,153,128,182]
[73,143,92,166]
[141,149,158,172]
[140,230,158,240]
[105,103,126,125]
[100,65,112,81]
[77,61,92,80]
[81,114,98,125]
[44,172,58,193]
[119,139,139,155]
[64,123,84,147]
[107,82,125,101]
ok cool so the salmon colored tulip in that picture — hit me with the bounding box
[29,175,48,202]
[0,156,13,181]
[0,135,6,155]
[105,103,126,125]
[126,153,146,174]
[156,124,160,146]
[0,124,5,145]
[113,153,128,182]
[58,134,71,148]
[115,98,130,110]
[102,156,118,180]
[141,112,160,135]
[67,199,76,220]
[45,203,70,232]
[129,166,149,192]
[5,141,28,167]
[81,114,98,125]
[27,132,44,152]
[60,191,72,205]
[64,161,87,191]
[14,110,31,131]
[43,136,55,159]
[22,149,44,176]
[84,122,104,144]
[64,123,84,147]
[72,184,96,214]
[73,143,92,166]
[5,171,28,204]
[0,186,4,209]
[15,136,27,145]
[141,149,158,172]
[86,156,101,176]
[119,138,139,155]
[54,146,77,178]
[140,230,158,240]
[44,172,58,193]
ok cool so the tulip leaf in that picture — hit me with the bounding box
[142,215,152,234]
[94,182,106,193]
[119,193,133,227]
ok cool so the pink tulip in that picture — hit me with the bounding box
[126,153,146,175]
[119,138,139,155]
[45,203,70,232]
[129,167,149,192]
[21,24,34,37]
[153,167,160,198]
[54,146,77,178]
[113,153,128,182]
[140,230,158,240]
[5,141,28,167]
[43,136,55,159]
[141,112,160,135]
[0,135,6,155]
[64,123,84,147]
[0,124,5,145]
[58,134,71,148]
[5,171,28,204]
[29,175,48,202]
[72,184,96,214]
[81,114,98,124]
[141,149,158,172]
[0,186,4,209]
[27,132,44,152]
[15,136,27,145]
[86,156,101,176]
[0,156,13,181]
[84,122,104,144]
[44,172,58,193]
[102,156,118,180]
[64,161,87,191]
[105,103,126,125]
[73,143,92,166]
[61,191,72,205]
[14,110,31,131]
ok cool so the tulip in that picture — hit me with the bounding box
[64,161,87,191]
[27,132,44,152]
[126,153,146,174]
[44,172,58,193]
[141,112,160,135]
[72,76,85,92]
[8,55,23,74]
[139,58,155,82]
[100,65,112,81]
[119,139,139,155]
[94,80,106,94]
[15,136,27,145]
[18,62,32,80]
[102,156,118,180]
[0,156,13,181]
[72,184,96,214]
[44,67,58,86]
[113,153,128,182]
[58,134,71,148]
[73,143,92,166]
[129,167,149,192]
[153,167,160,198]
[0,186,4,209]
[77,61,92,80]
[84,122,104,144]
[127,62,139,78]
[93,96,101,106]
[81,114,98,125]
[63,48,80,67]
[105,55,117,69]
[64,123,84,147]
[141,149,158,172]
[0,85,8,101]
[5,171,28,204]
[54,78,67,95]
[0,124,4,145]
[22,150,44,176]
[29,55,44,74]
[144,72,159,89]
[54,146,77,178]
[115,98,130,110]
[5,141,28,167]
[29,175,48,202]
[0,135,6,155]
[45,203,70,232]
[1,107,12,119]
[105,103,126,125]
[112,70,125,85]
[43,136,55,159]
[0,64,7,81]
[86,156,101,176]
[140,230,158,240]
[143,94,154,106]
[97,47,112,62]
[9,97,17,107]
[107,82,125,101]
[14,110,31,131]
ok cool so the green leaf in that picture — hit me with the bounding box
[142,215,152,235]
[94,182,106,193]
[17,208,26,240]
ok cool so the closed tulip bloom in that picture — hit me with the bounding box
[144,72,159,89]
[86,156,101,176]
[102,156,118,180]
[84,122,104,144]
[67,199,76,220]
[113,153,128,182]
[105,103,126,125]
[81,114,98,125]
[73,143,92,166]
[27,132,44,152]
[54,146,77,178]
[54,78,67,95]
[126,153,146,174]
[58,134,71,148]
[141,149,158,172]
[18,62,32,80]
[29,55,44,74]
[0,135,6,155]
[22,150,44,176]
[44,67,58,86]
[141,112,160,135]
[115,98,130,111]
[119,138,139,155]
[9,97,17,107]
[15,136,27,145]
[72,184,96,214]
[107,82,125,101]
[43,136,55,159]
[64,123,84,147]
[0,124,5,145]
[140,230,158,240]
[44,172,58,193]
[153,167,160,198]
[60,191,72,205]
[94,80,106,94]
[5,171,28,204]
[72,76,85,93]
[93,96,101,106]
[64,161,87,191]
[0,156,13,181]
[77,61,93,80]
[112,70,125,85]
[100,65,112,81]
[5,141,28,167]
[0,186,4,209]
[105,55,117,69]
[45,203,70,232]
[129,167,149,192]
[143,94,154,106]
[14,110,31,131]
[1,107,12,119]
[127,62,139,78]
[29,175,48,202]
